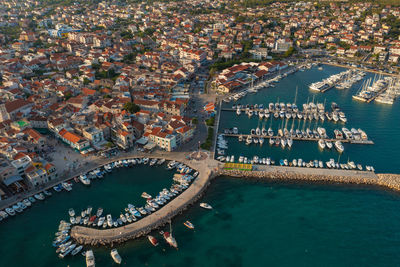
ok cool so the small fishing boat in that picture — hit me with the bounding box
[68,208,75,217]
[148,235,159,246]
[183,220,195,229]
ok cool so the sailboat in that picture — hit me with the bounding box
[161,221,178,249]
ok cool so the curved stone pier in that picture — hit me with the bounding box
[71,157,219,246]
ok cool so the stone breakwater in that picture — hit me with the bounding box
[219,168,400,193]
[71,166,217,247]
[376,174,400,191]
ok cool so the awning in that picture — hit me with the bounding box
[3,175,23,186]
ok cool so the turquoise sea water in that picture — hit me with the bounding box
[2,171,400,266]
[1,65,400,266]
[219,64,400,173]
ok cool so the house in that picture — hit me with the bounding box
[111,128,134,150]
[23,128,46,150]
[249,48,269,60]
[58,128,90,152]
[82,126,105,146]
[0,99,33,122]
[176,125,194,144]
[145,127,177,152]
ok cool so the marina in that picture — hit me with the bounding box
[1,64,400,266]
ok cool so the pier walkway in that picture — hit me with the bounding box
[222,133,374,145]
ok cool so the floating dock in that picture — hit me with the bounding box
[222,133,374,145]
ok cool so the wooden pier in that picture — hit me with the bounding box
[221,133,374,145]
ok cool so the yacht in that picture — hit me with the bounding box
[318,139,326,150]
[162,231,178,249]
[79,175,90,185]
[245,135,252,145]
[267,128,273,136]
[111,249,122,264]
[280,138,287,148]
[325,140,333,149]
[292,159,297,167]
[86,250,95,267]
[287,138,293,148]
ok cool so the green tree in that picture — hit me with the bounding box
[284,47,295,58]
[123,102,140,113]
[83,78,91,85]
[106,141,114,148]
[64,92,72,100]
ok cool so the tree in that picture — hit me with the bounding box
[123,102,140,113]
[284,47,295,58]
[83,78,91,85]
[106,141,114,148]
[64,92,72,100]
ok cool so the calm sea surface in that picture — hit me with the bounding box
[1,65,400,266]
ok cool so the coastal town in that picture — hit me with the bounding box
[0,0,400,265]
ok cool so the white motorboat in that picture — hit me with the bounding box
[200,203,212,210]
[325,140,333,149]
[23,199,31,207]
[287,138,293,148]
[111,249,122,264]
[71,245,83,256]
[5,207,15,216]
[334,141,344,153]
[318,139,326,150]
[86,250,95,267]
[68,208,75,217]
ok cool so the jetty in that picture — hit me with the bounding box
[71,156,219,246]
[223,133,374,145]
